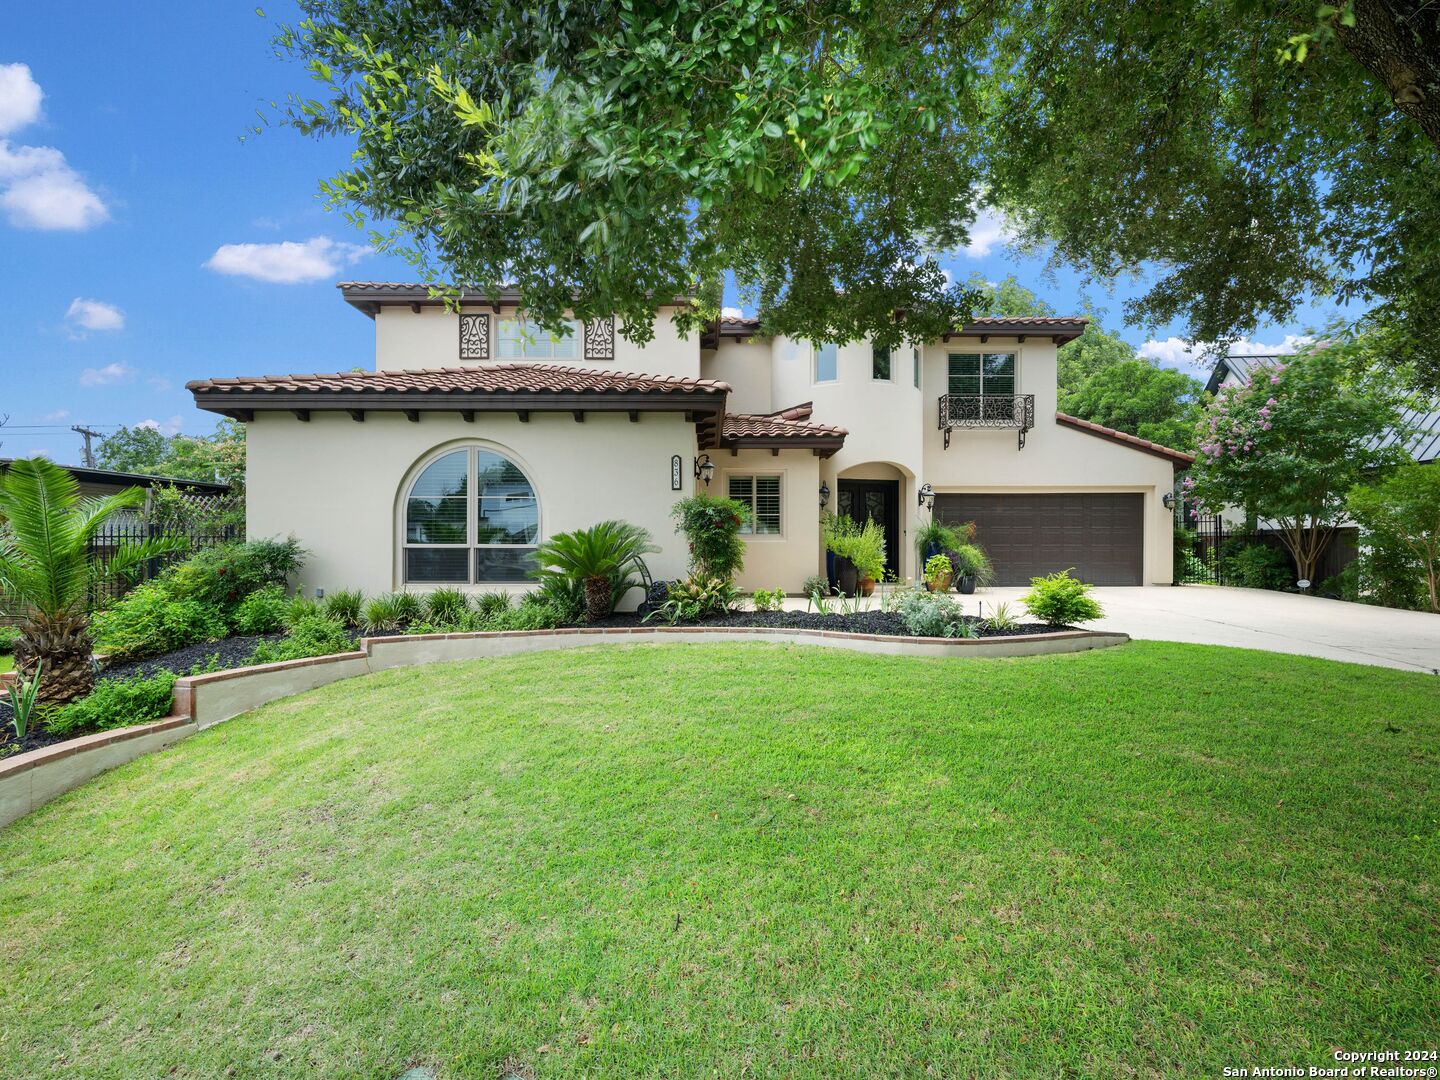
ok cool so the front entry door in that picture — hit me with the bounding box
[837,479,900,580]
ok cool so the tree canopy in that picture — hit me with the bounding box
[274,1,1440,381]
[1187,347,1409,585]
[96,421,246,489]
[1060,361,1205,452]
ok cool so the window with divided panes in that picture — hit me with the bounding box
[728,474,782,536]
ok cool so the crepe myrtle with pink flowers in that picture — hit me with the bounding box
[1187,347,1409,589]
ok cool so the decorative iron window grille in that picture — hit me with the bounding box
[938,393,1036,450]
[584,317,615,361]
[459,314,490,360]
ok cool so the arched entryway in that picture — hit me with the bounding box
[834,462,914,581]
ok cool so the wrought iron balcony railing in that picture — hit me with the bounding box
[938,393,1035,450]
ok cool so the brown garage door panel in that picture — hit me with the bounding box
[935,493,1144,586]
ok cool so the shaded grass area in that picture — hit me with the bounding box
[0,642,1436,1078]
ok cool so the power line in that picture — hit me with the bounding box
[72,425,103,468]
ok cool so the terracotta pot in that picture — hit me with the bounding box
[926,572,953,593]
[859,577,876,597]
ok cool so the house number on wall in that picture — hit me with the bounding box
[671,454,683,491]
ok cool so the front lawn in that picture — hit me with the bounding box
[0,642,1435,1077]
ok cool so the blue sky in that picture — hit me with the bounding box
[1,3,1347,465]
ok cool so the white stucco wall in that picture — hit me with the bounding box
[713,449,822,593]
[245,410,703,604]
[701,340,774,415]
[373,306,702,379]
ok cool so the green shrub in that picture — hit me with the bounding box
[248,613,353,665]
[423,587,470,627]
[532,575,584,622]
[0,625,18,656]
[404,621,441,636]
[474,592,512,619]
[321,589,364,628]
[162,538,304,610]
[671,494,750,582]
[800,574,830,601]
[483,597,574,631]
[984,601,1019,631]
[1021,569,1103,625]
[895,589,971,637]
[1347,463,1440,612]
[281,591,320,628]
[1222,542,1292,591]
[362,593,416,634]
[751,587,786,612]
[92,583,230,660]
[48,670,177,737]
[233,585,288,635]
[948,543,993,585]
[645,576,740,625]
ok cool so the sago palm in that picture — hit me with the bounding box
[531,520,658,622]
[0,458,182,704]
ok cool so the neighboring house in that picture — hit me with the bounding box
[186,282,1193,602]
[0,460,231,537]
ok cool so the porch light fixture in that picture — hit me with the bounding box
[693,454,716,488]
[1162,492,1175,510]
[819,482,830,509]
[917,483,935,511]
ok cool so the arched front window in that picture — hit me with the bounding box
[403,446,539,583]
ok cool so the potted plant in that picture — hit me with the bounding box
[923,552,954,592]
[914,520,961,567]
[849,520,887,596]
[948,542,993,595]
[823,513,862,595]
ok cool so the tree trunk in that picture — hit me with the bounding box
[583,577,612,623]
[1336,0,1440,152]
[14,630,96,706]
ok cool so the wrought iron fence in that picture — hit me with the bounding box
[87,522,239,608]
[1177,512,1357,588]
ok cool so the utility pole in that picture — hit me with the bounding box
[72,425,102,468]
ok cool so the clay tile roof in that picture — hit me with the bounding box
[764,401,814,421]
[723,413,846,440]
[186,363,730,398]
[1055,411,1195,467]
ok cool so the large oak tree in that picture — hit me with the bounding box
[274,1,1440,382]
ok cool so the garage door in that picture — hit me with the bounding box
[934,493,1144,586]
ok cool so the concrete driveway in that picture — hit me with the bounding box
[971,584,1440,674]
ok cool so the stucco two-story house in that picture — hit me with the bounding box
[187,283,1192,603]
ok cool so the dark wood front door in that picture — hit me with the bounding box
[837,479,900,580]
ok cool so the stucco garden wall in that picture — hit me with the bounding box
[245,409,703,602]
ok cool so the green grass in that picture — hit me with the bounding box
[1,642,1436,1078]
[0,653,11,674]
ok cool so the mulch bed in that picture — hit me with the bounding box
[604,608,1073,638]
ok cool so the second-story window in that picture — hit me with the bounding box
[872,345,891,381]
[497,318,581,360]
[813,342,838,383]
[948,352,1016,397]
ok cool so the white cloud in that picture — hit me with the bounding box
[79,362,135,386]
[40,408,68,421]
[961,205,1016,258]
[204,236,369,284]
[721,305,745,319]
[0,64,43,136]
[1139,334,1315,379]
[66,297,125,332]
[0,68,110,231]
[136,415,183,435]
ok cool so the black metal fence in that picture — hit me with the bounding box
[1178,513,1357,588]
[87,522,239,607]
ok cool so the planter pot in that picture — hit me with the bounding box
[925,572,953,593]
[956,575,977,595]
[835,556,859,597]
[826,549,838,591]
[859,577,876,597]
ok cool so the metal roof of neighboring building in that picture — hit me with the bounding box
[0,459,231,493]
[1206,353,1440,464]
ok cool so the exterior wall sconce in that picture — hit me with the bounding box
[694,454,715,488]
[819,482,830,509]
[1162,492,1175,510]
[917,482,935,510]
